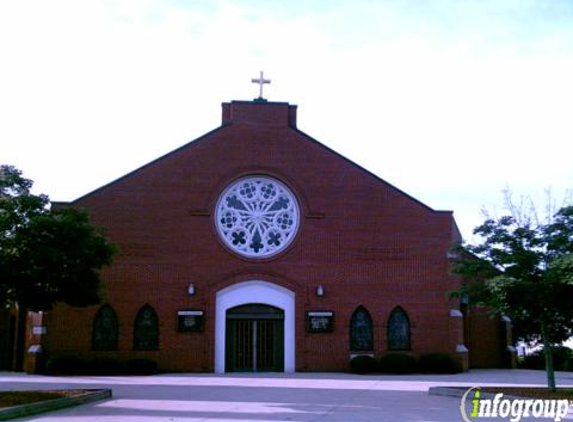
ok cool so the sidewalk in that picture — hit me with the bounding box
[1,369,573,421]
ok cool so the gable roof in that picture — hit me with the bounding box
[61,100,454,221]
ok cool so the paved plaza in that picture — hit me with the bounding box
[1,369,573,421]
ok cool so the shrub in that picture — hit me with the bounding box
[519,346,573,371]
[349,355,378,374]
[418,353,461,374]
[518,352,544,370]
[45,356,86,375]
[379,353,418,374]
[551,346,572,371]
[125,359,158,375]
[89,358,123,375]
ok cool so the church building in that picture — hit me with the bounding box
[1,79,514,373]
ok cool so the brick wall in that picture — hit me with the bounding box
[40,100,503,372]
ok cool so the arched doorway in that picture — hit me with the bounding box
[225,304,284,372]
[215,281,295,373]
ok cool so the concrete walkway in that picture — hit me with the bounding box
[1,370,573,421]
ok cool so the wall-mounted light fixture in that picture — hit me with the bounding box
[316,285,324,297]
[187,283,196,296]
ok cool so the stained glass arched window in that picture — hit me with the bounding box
[134,304,159,351]
[387,306,411,351]
[215,176,300,258]
[92,304,118,351]
[350,306,373,351]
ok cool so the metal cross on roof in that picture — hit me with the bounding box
[251,71,271,100]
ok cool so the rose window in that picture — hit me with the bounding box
[215,176,300,258]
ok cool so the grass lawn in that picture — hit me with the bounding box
[480,387,573,400]
[0,390,89,408]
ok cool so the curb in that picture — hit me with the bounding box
[429,386,526,401]
[429,386,573,404]
[429,386,469,398]
[0,389,112,421]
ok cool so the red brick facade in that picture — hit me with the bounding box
[9,100,511,373]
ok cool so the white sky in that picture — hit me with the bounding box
[1,0,572,240]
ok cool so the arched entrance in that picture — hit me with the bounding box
[226,304,284,372]
[215,281,295,373]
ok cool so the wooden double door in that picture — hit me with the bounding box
[225,304,284,372]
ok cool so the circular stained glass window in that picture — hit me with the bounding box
[215,176,300,258]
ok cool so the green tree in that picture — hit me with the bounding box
[0,165,116,311]
[454,198,573,391]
